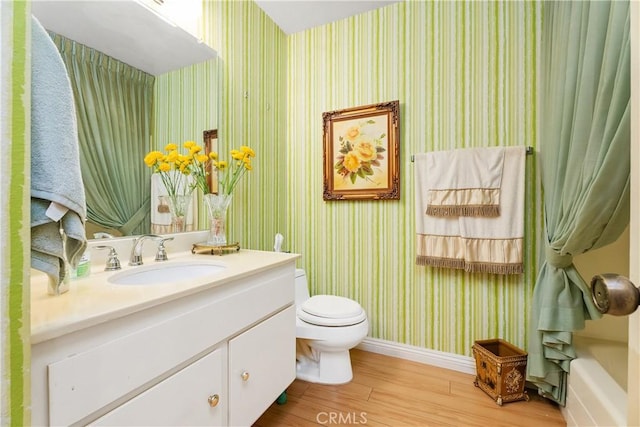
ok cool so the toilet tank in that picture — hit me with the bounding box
[295,268,310,306]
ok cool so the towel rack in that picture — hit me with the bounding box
[410,146,533,162]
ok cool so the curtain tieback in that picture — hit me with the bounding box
[545,246,573,269]
[119,199,150,236]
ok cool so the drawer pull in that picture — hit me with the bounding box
[207,394,220,407]
[241,371,250,381]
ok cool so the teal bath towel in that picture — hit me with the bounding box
[31,15,87,286]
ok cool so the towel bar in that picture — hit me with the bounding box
[410,146,533,162]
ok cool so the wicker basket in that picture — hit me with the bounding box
[472,339,529,405]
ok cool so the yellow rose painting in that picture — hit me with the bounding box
[353,139,377,162]
[344,126,361,142]
[333,118,388,189]
[322,101,400,201]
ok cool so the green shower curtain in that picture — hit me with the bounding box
[527,1,630,405]
[52,34,154,236]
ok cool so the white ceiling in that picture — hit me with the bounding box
[31,0,399,75]
[254,0,401,35]
[31,0,217,76]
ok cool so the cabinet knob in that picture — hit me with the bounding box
[207,394,220,407]
[241,371,250,381]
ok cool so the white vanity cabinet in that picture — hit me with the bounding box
[31,253,297,426]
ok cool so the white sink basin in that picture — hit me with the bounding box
[108,261,226,285]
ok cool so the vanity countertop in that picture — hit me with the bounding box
[31,248,300,344]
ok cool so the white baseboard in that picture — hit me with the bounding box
[356,337,476,376]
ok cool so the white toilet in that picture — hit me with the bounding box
[294,268,369,384]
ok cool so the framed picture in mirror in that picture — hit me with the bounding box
[204,129,218,194]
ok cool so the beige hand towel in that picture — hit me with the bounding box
[415,153,465,269]
[458,146,525,273]
[415,147,525,274]
[425,147,505,217]
[150,172,196,234]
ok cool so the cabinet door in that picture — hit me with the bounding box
[228,306,296,426]
[91,347,225,426]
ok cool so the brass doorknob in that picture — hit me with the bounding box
[207,394,219,407]
[241,371,250,381]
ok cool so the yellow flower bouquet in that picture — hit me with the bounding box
[144,141,214,195]
[144,141,216,231]
[200,145,256,246]
[144,141,255,241]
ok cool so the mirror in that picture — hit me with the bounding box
[31,1,219,238]
[145,129,218,235]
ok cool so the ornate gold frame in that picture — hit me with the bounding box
[322,100,400,200]
[203,129,218,194]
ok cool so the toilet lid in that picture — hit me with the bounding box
[298,295,366,327]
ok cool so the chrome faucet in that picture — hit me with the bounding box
[95,245,122,271]
[155,237,174,262]
[129,234,163,266]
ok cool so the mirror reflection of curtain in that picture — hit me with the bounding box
[52,33,154,236]
[527,1,630,405]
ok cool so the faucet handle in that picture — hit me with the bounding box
[155,237,174,262]
[94,245,122,271]
[129,234,164,266]
[93,232,115,239]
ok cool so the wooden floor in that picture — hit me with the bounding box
[254,349,566,427]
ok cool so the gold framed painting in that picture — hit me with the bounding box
[203,129,218,194]
[323,100,400,200]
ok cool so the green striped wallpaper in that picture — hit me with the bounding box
[154,61,220,148]
[203,0,288,251]
[184,0,541,356]
[127,1,289,241]
[154,59,220,229]
[285,1,542,355]
[287,2,541,355]
[3,0,30,423]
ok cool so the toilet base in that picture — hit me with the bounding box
[296,349,354,385]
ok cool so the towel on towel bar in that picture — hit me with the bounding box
[425,147,505,217]
[150,174,174,233]
[415,146,526,274]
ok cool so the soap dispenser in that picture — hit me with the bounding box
[75,251,91,278]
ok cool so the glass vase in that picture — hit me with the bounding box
[204,193,232,246]
[160,194,193,233]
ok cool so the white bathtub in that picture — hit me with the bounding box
[562,336,628,427]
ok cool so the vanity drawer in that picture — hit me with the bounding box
[47,267,293,426]
[91,347,225,426]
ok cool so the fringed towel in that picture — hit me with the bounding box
[415,146,526,274]
[150,173,196,234]
[150,174,174,234]
[31,15,87,286]
[425,147,505,217]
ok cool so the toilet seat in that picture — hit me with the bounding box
[298,295,366,327]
